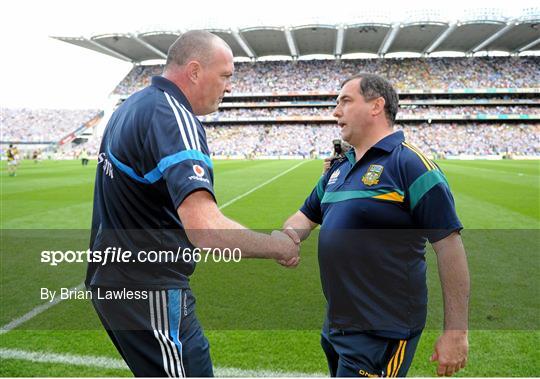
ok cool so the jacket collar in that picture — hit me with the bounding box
[151,76,193,113]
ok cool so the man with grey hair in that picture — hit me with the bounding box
[87,30,299,377]
[281,73,470,377]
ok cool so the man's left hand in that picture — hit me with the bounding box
[430,330,468,376]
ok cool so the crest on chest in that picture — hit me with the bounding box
[362,164,384,186]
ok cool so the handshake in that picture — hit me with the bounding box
[270,227,301,268]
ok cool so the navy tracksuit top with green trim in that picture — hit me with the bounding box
[87,76,215,289]
[300,130,462,339]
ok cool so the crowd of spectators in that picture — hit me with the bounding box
[206,124,340,157]
[397,123,540,156]
[205,125,265,157]
[204,123,539,157]
[398,105,539,117]
[201,105,539,120]
[4,56,538,158]
[203,107,328,120]
[113,56,540,95]
[58,122,540,159]
[113,65,162,95]
[1,108,101,143]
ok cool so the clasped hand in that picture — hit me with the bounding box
[271,227,301,268]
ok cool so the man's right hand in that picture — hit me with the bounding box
[276,227,301,267]
[271,230,300,262]
[323,156,333,174]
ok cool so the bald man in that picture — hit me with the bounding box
[86,30,299,377]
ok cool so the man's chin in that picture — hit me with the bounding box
[211,103,221,113]
[340,132,351,143]
[199,106,219,116]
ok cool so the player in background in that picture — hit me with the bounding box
[7,144,20,176]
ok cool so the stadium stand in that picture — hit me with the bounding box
[201,105,539,120]
[94,56,537,158]
[1,108,102,143]
[2,58,538,158]
[112,57,540,95]
[204,123,539,158]
[398,123,540,157]
[42,12,540,159]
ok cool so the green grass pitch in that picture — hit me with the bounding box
[0,159,539,376]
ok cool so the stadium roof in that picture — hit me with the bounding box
[54,19,540,62]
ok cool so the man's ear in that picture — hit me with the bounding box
[372,97,386,117]
[186,60,201,83]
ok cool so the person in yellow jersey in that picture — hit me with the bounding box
[7,144,20,176]
[80,148,89,166]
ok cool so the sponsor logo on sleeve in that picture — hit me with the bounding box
[193,165,205,177]
[189,164,210,183]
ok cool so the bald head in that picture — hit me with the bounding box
[162,30,234,116]
[165,30,231,69]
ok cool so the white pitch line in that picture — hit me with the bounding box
[1,161,315,371]
[1,161,309,334]
[215,366,325,377]
[219,160,308,210]
[0,348,127,370]
[0,348,325,377]
[0,282,85,335]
